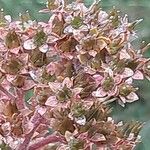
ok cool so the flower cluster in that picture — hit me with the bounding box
[0,0,149,149]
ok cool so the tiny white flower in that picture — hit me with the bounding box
[75,116,86,125]
[23,39,36,50]
[39,44,49,53]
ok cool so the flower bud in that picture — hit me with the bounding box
[119,84,134,97]
[30,48,47,67]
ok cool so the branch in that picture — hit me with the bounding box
[0,84,16,100]
[28,135,66,150]
[18,112,44,150]
[15,89,26,110]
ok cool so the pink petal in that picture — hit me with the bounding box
[89,50,97,57]
[45,96,58,107]
[126,92,139,102]
[108,86,118,96]
[20,108,33,117]
[122,68,134,78]
[72,87,83,98]
[84,67,96,75]
[19,53,29,64]
[90,133,106,142]
[24,121,34,134]
[37,106,47,115]
[114,75,122,84]
[23,39,36,50]
[6,74,16,83]
[62,53,74,60]
[118,98,125,107]
[119,95,126,103]
[39,44,49,53]
[133,70,144,80]
[125,77,133,84]
[9,47,20,54]
[93,74,103,86]
[46,62,57,75]
[22,80,36,91]
[62,77,73,88]
[49,82,62,92]
[120,49,131,59]
[92,87,107,97]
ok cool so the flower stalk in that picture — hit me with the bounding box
[28,135,66,150]
[0,84,16,100]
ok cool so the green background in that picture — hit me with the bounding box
[0,0,150,149]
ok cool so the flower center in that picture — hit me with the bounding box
[119,84,133,96]
[102,76,114,92]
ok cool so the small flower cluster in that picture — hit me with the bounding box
[0,0,149,149]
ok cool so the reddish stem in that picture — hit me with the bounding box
[0,84,16,100]
[16,89,25,110]
[18,112,44,150]
[28,135,66,150]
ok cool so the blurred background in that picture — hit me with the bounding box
[0,0,150,149]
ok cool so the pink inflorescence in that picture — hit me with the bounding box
[0,0,149,149]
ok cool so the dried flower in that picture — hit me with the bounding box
[0,0,149,149]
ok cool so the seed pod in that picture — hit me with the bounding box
[5,30,20,49]
[113,59,126,74]
[52,14,65,36]
[109,7,120,28]
[2,58,22,75]
[30,48,47,67]
[58,36,78,53]
[82,37,96,51]
[52,117,75,135]
[0,9,7,27]
[12,75,25,88]
[4,101,18,119]
[34,30,47,47]
[73,72,95,88]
